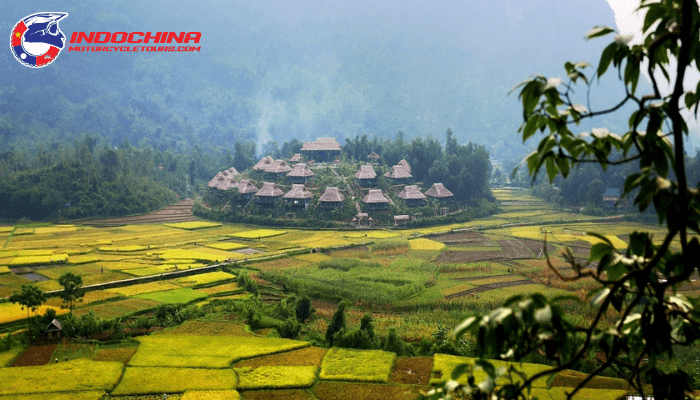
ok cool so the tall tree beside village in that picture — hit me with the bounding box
[58,272,85,313]
[428,0,700,399]
[9,285,47,337]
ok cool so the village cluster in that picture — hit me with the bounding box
[206,138,456,225]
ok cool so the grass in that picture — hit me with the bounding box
[0,347,24,367]
[312,381,427,400]
[74,298,160,319]
[319,347,396,383]
[164,221,223,230]
[0,392,107,400]
[235,365,318,389]
[134,288,208,304]
[128,335,309,368]
[442,283,476,297]
[51,342,96,361]
[106,281,182,296]
[408,238,446,251]
[181,390,241,400]
[111,367,237,395]
[0,302,68,324]
[174,271,236,286]
[234,346,328,368]
[0,359,124,395]
[293,253,332,263]
[229,229,287,239]
[93,347,138,364]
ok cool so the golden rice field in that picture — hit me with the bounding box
[319,348,396,383]
[229,229,287,239]
[0,303,68,325]
[164,221,223,230]
[408,238,446,251]
[181,390,242,400]
[235,366,318,389]
[128,335,310,368]
[111,367,237,395]
[0,359,124,395]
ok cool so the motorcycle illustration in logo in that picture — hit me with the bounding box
[11,12,68,68]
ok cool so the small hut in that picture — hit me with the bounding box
[362,189,390,210]
[255,182,284,208]
[223,167,240,178]
[289,153,302,163]
[207,172,238,192]
[354,212,370,227]
[45,319,63,340]
[264,160,292,180]
[367,152,381,164]
[286,163,315,184]
[384,165,412,184]
[394,214,410,226]
[319,187,345,209]
[355,165,377,187]
[397,185,427,207]
[252,156,275,171]
[234,179,259,204]
[425,183,454,202]
[283,184,314,209]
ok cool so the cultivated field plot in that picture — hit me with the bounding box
[319,348,396,382]
[128,335,309,368]
[234,365,318,389]
[111,367,237,395]
[0,359,124,395]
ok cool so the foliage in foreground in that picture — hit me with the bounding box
[429,1,700,399]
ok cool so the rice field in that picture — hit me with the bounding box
[111,367,237,395]
[229,229,287,239]
[0,302,68,324]
[235,366,318,389]
[133,288,208,304]
[128,335,309,368]
[164,221,223,230]
[408,238,445,251]
[0,359,124,395]
[181,390,242,400]
[319,348,396,383]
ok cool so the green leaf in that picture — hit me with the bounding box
[642,3,665,33]
[451,363,471,380]
[546,372,558,389]
[523,116,540,141]
[598,43,617,79]
[453,316,478,341]
[588,287,611,307]
[545,156,557,183]
[585,26,614,40]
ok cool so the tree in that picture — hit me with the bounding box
[58,272,85,313]
[9,285,47,335]
[295,295,312,323]
[430,1,700,399]
[325,301,348,346]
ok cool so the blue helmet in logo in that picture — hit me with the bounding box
[11,12,68,68]
[23,13,68,49]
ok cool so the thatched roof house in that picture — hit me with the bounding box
[252,156,275,171]
[355,165,377,187]
[397,185,426,207]
[264,160,292,179]
[256,182,284,207]
[286,163,315,184]
[289,153,302,163]
[425,183,454,201]
[398,159,411,173]
[384,165,412,184]
[319,187,345,209]
[362,189,390,210]
[45,319,63,340]
[301,137,341,162]
[207,172,238,191]
[367,152,380,161]
[284,184,314,208]
[223,167,240,177]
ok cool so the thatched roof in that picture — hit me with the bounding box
[397,185,427,200]
[284,184,313,200]
[301,137,341,151]
[45,319,63,332]
[362,189,390,204]
[394,215,410,221]
[252,156,275,171]
[223,167,240,177]
[264,160,292,174]
[319,187,345,203]
[367,152,380,160]
[398,159,411,173]
[207,172,237,191]
[286,163,315,178]
[384,165,412,179]
[425,183,454,198]
[255,182,284,197]
[235,179,259,194]
[354,165,377,179]
[289,153,302,162]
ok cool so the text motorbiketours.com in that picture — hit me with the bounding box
[68,31,201,52]
[69,46,200,52]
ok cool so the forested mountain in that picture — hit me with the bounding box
[2,0,630,164]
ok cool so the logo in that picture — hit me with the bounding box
[11,12,68,68]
